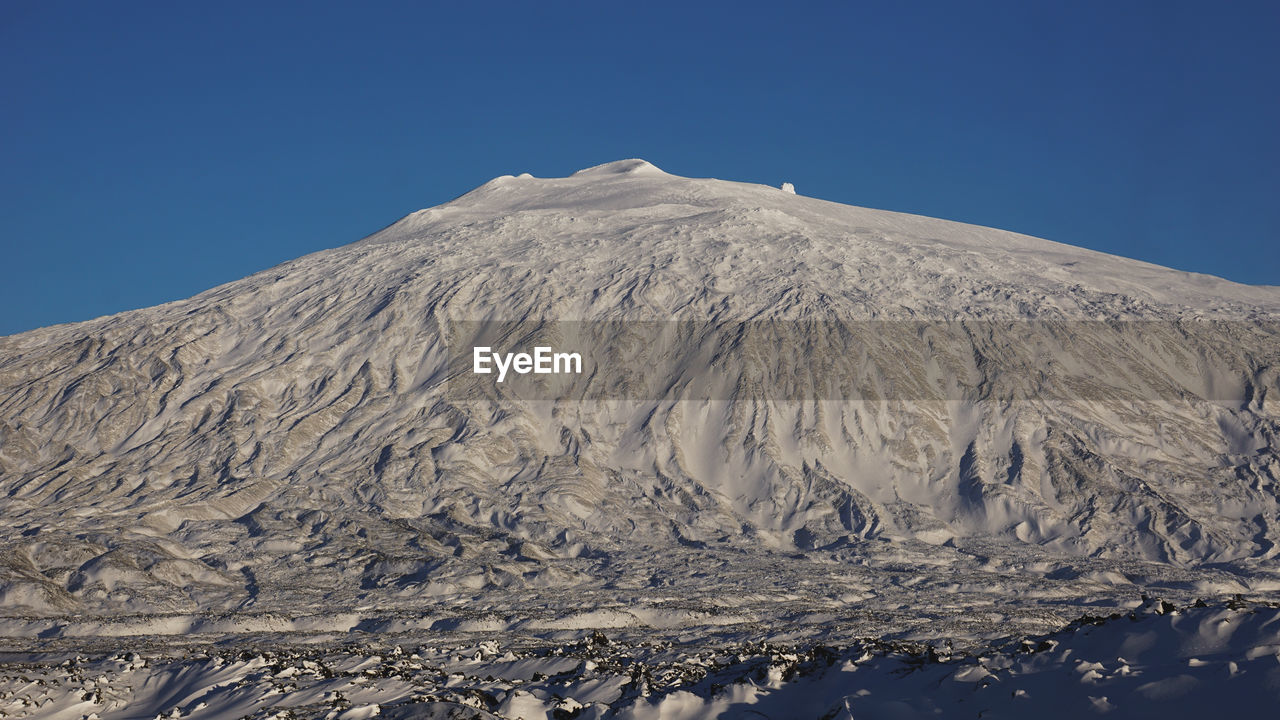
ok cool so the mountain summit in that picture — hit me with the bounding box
[0,162,1277,643]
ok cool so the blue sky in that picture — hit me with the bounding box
[2,1,1277,335]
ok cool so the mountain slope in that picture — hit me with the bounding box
[1,160,1278,637]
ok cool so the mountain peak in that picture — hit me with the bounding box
[570,158,665,177]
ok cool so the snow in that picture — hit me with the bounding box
[2,602,1277,718]
[571,158,667,177]
[0,159,1277,716]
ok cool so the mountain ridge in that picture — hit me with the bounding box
[4,158,1277,345]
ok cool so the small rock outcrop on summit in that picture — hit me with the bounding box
[1,160,1278,643]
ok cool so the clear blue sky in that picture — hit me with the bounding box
[2,1,1277,335]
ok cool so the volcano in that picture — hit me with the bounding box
[1,160,1278,718]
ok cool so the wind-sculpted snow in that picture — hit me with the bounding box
[2,600,1278,719]
[0,160,1278,715]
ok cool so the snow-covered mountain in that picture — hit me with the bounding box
[1,159,1278,647]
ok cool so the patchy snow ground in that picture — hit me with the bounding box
[3,601,1278,719]
[1,160,1278,716]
